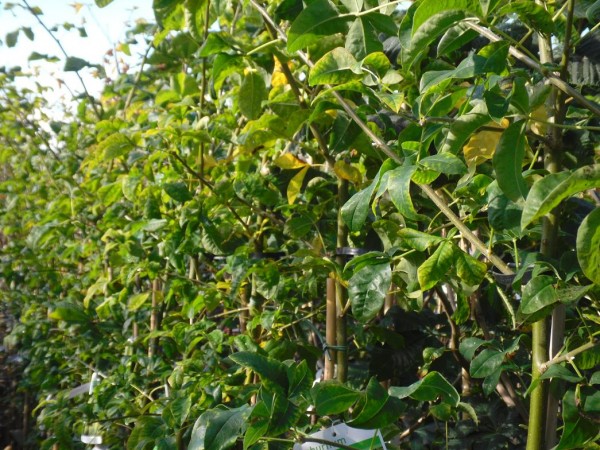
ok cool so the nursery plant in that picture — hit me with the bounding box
[1,0,599,449]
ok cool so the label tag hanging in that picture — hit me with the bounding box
[293,423,387,450]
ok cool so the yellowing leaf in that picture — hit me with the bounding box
[288,166,309,204]
[71,2,84,13]
[203,154,218,170]
[334,160,362,184]
[272,57,291,87]
[529,105,547,135]
[274,153,307,169]
[463,120,508,167]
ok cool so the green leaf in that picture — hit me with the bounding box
[349,259,391,323]
[459,337,487,361]
[349,378,405,428]
[308,47,361,85]
[5,30,19,47]
[258,391,302,436]
[455,250,487,286]
[412,0,480,33]
[417,240,455,291]
[127,293,150,312]
[457,401,478,425]
[341,183,376,231]
[526,365,584,397]
[345,18,382,60]
[470,348,505,378]
[128,416,173,450]
[287,0,349,52]
[163,396,192,428]
[397,228,444,251]
[342,161,394,231]
[437,23,479,56]
[487,180,523,233]
[99,133,134,160]
[482,368,502,396]
[313,381,360,415]
[509,77,529,115]
[404,1,480,68]
[49,302,89,324]
[477,41,510,74]
[492,120,528,202]
[419,153,467,175]
[188,405,251,450]
[173,72,200,97]
[484,90,509,122]
[497,1,554,34]
[287,360,311,399]
[239,72,267,120]
[556,390,599,450]
[229,352,288,392]
[64,56,92,72]
[523,165,600,229]
[340,0,363,13]
[519,275,558,315]
[94,0,115,6]
[440,102,491,154]
[387,165,420,221]
[577,207,600,284]
[389,371,460,406]
[163,182,193,203]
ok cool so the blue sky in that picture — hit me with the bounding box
[0,1,154,106]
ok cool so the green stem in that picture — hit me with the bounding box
[527,317,549,450]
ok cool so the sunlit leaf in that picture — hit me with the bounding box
[417,240,455,291]
[287,0,349,52]
[521,165,600,229]
[334,159,362,184]
[274,153,307,169]
[308,47,361,85]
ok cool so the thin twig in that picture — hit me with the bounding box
[463,21,600,118]
[123,43,152,112]
[540,339,599,372]
[22,0,103,119]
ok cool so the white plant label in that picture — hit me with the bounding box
[293,423,387,450]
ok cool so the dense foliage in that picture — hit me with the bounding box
[1,0,600,449]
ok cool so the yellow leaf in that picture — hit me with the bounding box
[274,153,307,169]
[272,57,290,87]
[463,129,502,167]
[463,120,508,168]
[334,160,362,184]
[529,105,547,135]
[288,166,309,204]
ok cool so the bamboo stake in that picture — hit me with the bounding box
[336,178,349,383]
[324,278,337,380]
[148,279,160,358]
